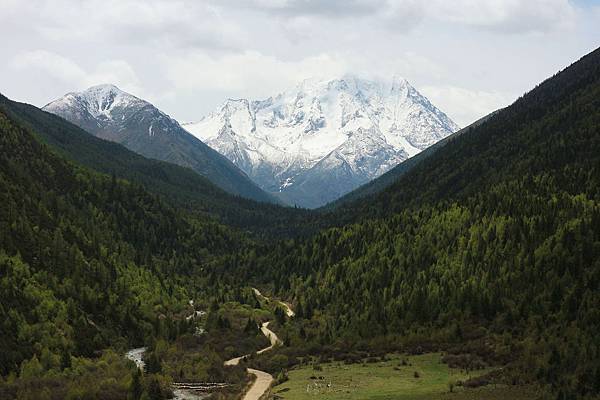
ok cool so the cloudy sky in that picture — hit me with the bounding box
[1,0,599,126]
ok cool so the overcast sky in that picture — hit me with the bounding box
[1,0,599,126]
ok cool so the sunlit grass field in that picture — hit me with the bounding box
[272,353,539,400]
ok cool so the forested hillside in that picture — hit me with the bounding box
[2,44,599,400]
[0,106,253,395]
[42,85,278,205]
[222,48,600,398]
[0,95,316,238]
[326,110,500,209]
[341,48,600,220]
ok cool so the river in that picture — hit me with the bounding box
[125,289,292,400]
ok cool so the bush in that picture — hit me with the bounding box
[275,370,289,385]
[270,354,289,370]
[442,353,486,370]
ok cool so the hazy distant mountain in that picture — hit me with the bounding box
[183,76,458,208]
[43,84,276,204]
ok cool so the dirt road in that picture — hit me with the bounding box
[253,288,295,318]
[225,289,292,400]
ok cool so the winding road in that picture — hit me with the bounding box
[226,289,294,400]
[125,289,293,400]
[253,288,295,318]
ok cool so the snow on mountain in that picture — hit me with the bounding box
[42,84,181,142]
[46,84,143,119]
[183,75,459,208]
[43,84,277,203]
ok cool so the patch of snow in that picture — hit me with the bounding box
[183,75,459,207]
[280,177,294,191]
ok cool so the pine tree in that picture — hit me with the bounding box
[60,348,71,371]
[130,369,143,400]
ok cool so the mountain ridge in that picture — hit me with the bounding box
[240,46,600,399]
[43,84,278,204]
[184,75,459,208]
[0,93,315,237]
[324,109,502,209]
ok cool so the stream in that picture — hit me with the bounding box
[124,289,293,400]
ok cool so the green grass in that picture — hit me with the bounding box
[273,353,536,400]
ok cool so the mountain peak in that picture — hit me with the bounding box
[391,74,409,85]
[221,98,250,113]
[42,85,276,203]
[293,75,415,102]
[44,84,146,121]
[79,84,142,107]
[75,84,134,105]
[184,75,459,208]
[296,75,373,94]
[85,83,123,93]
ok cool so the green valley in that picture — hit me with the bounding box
[273,353,534,400]
[0,29,599,400]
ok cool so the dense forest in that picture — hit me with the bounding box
[0,94,318,239]
[0,107,272,398]
[1,47,599,399]
[218,47,600,398]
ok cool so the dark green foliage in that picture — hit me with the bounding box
[145,352,162,374]
[244,318,259,334]
[0,94,318,238]
[232,47,600,398]
[274,307,287,326]
[130,369,142,400]
[60,348,71,371]
[0,107,246,377]
[0,351,143,400]
[326,110,500,209]
[1,44,600,400]
[146,376,163,400]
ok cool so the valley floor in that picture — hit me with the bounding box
[271,353,539,400]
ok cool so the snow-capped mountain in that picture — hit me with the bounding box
[183,76,459,208]
[43,84,276,203]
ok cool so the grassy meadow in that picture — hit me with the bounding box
[272,353,539,400]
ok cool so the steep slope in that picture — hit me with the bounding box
[235,48,600,397]
[348,48,600,219]
[42,84,276,204]
[0,105,244,377]
[326,110,501,209]
[0,94,314,237]
[184,76,458,208]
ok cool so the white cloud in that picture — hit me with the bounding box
[420,85,516,126]
[426,0,576,33]
[165,51,348,98]
[165,48,447,91]
[1,0,597,123]
[218,0,386,18]
[86,61,141,92]
[10,50,142,96]
[216,0,577,34]
[11,50,87,83]
[2,0,245,51]
[355,51,445,82]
